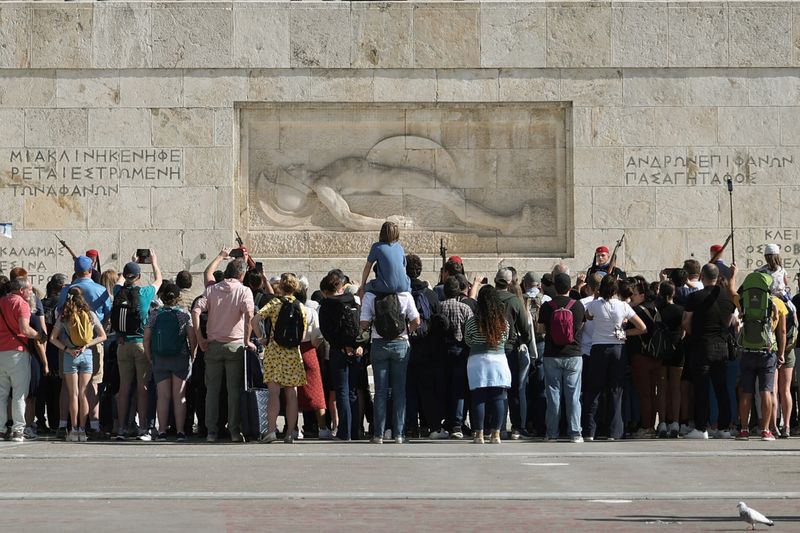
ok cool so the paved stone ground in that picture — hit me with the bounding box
[1,438,799,532]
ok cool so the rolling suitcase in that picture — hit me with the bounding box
[240,348,269,441]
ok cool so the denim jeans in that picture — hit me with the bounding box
[329,347,364,440]
[371,338,410,438]
[470,387,507,433]
[518,346,531,431]
[504,346,522,431]
[543,356,582,438]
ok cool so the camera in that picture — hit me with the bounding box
[135,249,152,264]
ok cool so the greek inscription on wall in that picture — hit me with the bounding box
[746,229,800,273]
[624,151,795,186]
[1,148,183,197]
[0,245,64,286]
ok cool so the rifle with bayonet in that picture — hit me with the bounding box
[709,233,733,265]
[234,231,257,270]
[438,238,447,284]
[606,233,626,279]
[55,234,77,261]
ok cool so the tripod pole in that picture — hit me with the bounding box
[726,177,735,264]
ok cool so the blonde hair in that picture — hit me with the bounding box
[62,286,90,322]
[100,269,117,295]
[279,273,301,296]
[379,221,400,243]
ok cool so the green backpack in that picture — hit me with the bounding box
[738,272,774,351]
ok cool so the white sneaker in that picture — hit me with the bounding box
[684,429,709,440]
[384,429,392,440]
[292,429,304,440]
[67,429,80,442]
[571,435,584,443]
[429,429,449,440]
[713,429,732,439]
[318,428,333,440]
[78,430,87,442]
[137,432,152,442]
[23,427,38,441]
[679,423,693,436]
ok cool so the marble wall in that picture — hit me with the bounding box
[1,1,799,288]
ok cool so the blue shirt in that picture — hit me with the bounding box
[113,284,157,342]
[57,278,112,323]
[367,241,411,294]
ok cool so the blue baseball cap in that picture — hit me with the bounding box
[74,255,93,274]
[123,262,141,279]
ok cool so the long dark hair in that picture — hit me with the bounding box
[476,285,506,348]
[61,286,90,321]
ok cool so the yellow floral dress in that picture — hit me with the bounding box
[257,296,308,387]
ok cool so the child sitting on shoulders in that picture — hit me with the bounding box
[359,221,411,296]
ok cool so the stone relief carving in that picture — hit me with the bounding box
[256,135,532,235]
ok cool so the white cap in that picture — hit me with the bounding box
[764,243,780,255]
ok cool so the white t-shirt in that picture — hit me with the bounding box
[360,291,420,340]
[579,295,597,355]
[302,303,323,344]
[585,298,636,346]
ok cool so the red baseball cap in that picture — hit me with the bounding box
[595,246,609,254]
[448,256,463,264]
[85,249,99,259]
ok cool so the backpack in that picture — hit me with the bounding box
[738,272,774,351]
[785,297,798,351]
[65,309,94,347]
[42,296,59,329]
[642,307,676,360]
[111,285,143,336]
[548,299,576,346]
[272,297,305,348]
[151,308,186,358]
[410,289,433,338]
[529,293,546,342]
[373,293,404,339]
[319,295,361,349]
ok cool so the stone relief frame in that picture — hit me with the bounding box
[236,102,573,259]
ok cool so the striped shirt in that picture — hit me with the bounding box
[464,316,509,356]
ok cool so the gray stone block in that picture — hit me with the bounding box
[729,7,792,67]
[685,69,749,106]
[88,108,151,147]
[561,69,622,106]
[56,70,120,108]
[413,6,480,68]
[92,5,152,69]
[547,5,612,68]
[480,5,546,68]
[781,107,800,146]
[249,69,374,102]
[748,69,800,106]
[655,187,720,229]
[498,69,560,102]
[718,107,781,146]
[351,4,413,68]
[622,69,685,106]
[592,187,655,229]
[25,195,87,231]
[573,147,622,187]
[0,110,24,148]
[780,186,800,227]
[0,6,30,69]
[374,70,436,102]
[215,108,234,146]
[120,70,183,108]
[24,108,87,147]
[0,70,55,107]
[184,147,233,186]
[31,7,92,69]
[119,229,184,274]
[437,70,499,102]
[611,5,668,67]
[88,190,152,231]
[152,187,216,230]
[592,107,654,147]
[668,6,728,67]
[233,5,289,68]
[289,6,350,68]
[625,228,685,272]
[152,6,232,68]
[653,107,717,146]
[183,69,248,107]
[151,108,214,147]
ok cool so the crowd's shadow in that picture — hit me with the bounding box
[581,514,800,526]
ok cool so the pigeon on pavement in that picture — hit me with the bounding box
[737,501,774,530]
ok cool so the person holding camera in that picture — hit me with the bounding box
[112,252,162,441]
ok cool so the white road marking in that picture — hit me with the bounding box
[522,462,569,466]
[589,500,633,504]
[0,491,796,501]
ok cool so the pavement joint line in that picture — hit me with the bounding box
[1,450,798,460]
[0,491,798,501]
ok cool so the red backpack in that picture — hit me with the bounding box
[548,299,576,345]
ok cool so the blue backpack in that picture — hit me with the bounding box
[151,307,186,358]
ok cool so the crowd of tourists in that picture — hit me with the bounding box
[0,222,797,444]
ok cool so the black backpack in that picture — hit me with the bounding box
[319,294,361,349]
[373,293,404,339]
[272,298,305,348]
[111,285,143,336]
